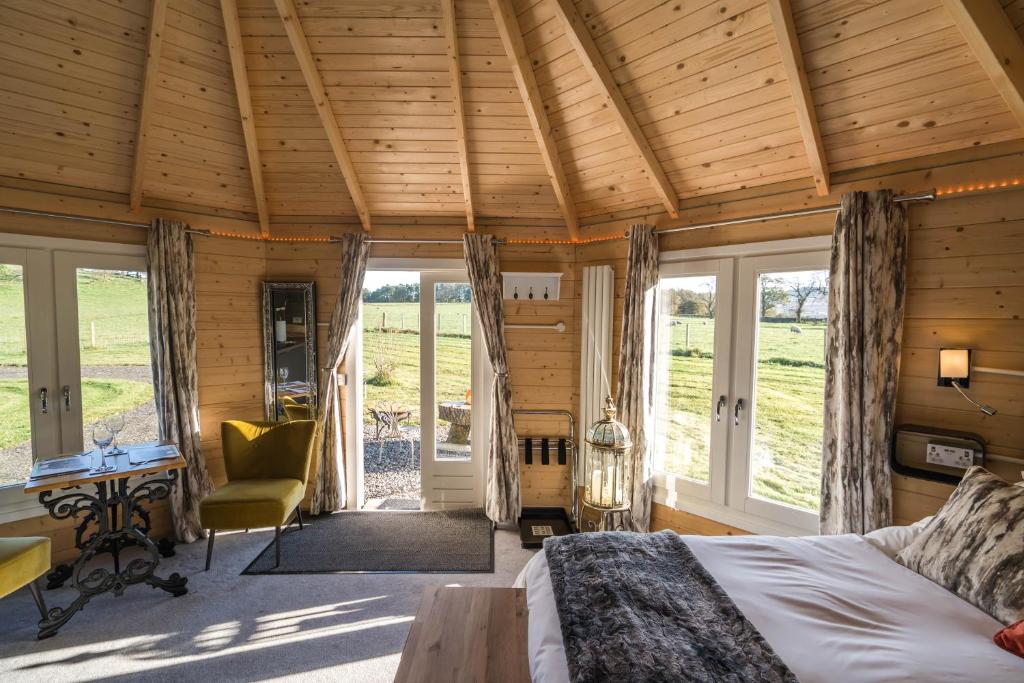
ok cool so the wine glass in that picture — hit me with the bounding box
[105,413,126,455]
[278,366,289,385]
[92,424,115,473]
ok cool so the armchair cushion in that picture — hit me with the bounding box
[199,478,305,530]
[0,537,50,599]
[221,420,316,483]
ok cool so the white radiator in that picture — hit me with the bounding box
[579,265,614,480]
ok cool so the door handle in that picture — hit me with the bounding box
[62,385,71,412]
[715,395,727,422]
[734,398,745,426]
[39,387,48,414]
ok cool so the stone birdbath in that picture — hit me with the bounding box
[438,401,472,444]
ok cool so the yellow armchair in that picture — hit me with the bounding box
[0,536,51,627]
[200,419,316,570]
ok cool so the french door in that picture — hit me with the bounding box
[349,262,489,511]
[653,243,830,534]
[0,236,155,514]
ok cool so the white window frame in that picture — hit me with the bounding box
[654,235,831,536]
[0,232,147,524]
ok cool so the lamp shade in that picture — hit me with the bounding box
[939,349,970,380]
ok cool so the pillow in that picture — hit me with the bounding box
[896,466,1024,625]
[995,620,1024,659]
[863,516,933,559]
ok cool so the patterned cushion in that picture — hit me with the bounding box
[896,467,1024,624]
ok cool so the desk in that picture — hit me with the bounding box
[395,587,530,683]
[24,448,188,639]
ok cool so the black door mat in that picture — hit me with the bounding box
[242,507,495,574]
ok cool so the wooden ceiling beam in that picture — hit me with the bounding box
[128,0,168,212]
[221,0,271,238]
[551,0,678,218]
[488,0,578,242]
[942,0,1024,130]
[273,0,371,232]
[440,0,475,232]
[767,0,830,196]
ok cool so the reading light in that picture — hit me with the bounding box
[938,348,997,416]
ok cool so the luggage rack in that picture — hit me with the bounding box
[512,409,579,546]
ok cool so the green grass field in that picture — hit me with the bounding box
[0,267,154,453]
[362,302,472,427]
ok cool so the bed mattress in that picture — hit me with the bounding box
[517,533,1024,683]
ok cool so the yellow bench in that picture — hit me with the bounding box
[0,537,51,629]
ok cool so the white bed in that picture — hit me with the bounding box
[515,529,1024,683]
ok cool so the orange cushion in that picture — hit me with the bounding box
[994,620,1024,658]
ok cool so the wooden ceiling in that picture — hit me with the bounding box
[0,0,1022,239]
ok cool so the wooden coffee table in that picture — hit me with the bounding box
[395,587,530,683]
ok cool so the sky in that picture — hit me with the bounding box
[363,270,419,291]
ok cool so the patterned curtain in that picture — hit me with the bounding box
[309,233,369,514]
[147,218,214,543]
[820,190,908,535]
[614,224,659,532]
[463,234,520,524]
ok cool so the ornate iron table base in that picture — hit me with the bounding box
[36,471,187,639]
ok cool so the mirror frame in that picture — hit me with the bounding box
[262,281,318,421]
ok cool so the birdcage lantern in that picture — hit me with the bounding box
[583,396,632,512]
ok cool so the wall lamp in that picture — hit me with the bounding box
[938,349,997,416]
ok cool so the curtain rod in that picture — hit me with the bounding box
[0,191,935,242]
[655,191,935,235]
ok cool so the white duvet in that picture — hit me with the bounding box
[515,532,1024,683]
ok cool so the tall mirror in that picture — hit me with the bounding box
[263,282,317,422]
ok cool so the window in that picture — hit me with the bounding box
[653,242,830,534]
[0,237,155,521]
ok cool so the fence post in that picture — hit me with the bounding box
[381,311,387,330]
[685,323,689,350]
[91,320,97,348]
[462,313,467,335]
[400,312,405,330]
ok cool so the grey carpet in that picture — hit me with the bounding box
[0,527,535,683]
[243,508,495,574]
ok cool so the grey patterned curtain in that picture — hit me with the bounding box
[614,224,659,532]
[309,233,369,514]
[147,218,214,543]
[820,190,908,535]
[463,234,520,524]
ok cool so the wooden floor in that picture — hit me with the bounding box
[395,586,531,683]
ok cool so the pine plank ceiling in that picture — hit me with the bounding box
[0,0,1022,238]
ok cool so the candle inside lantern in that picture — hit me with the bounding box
[590,469,602,505]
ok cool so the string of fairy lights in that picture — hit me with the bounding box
[196,177,1021,244]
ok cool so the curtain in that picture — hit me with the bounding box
[820,190,908,535]
[147,218,214,543]
[614,224,659,532]
[463,234,520,524]
[309,233,369,515]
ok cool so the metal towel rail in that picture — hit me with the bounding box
[512,409,578,527]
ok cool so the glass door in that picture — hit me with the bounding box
[729,251,830,530]
[53,252,158,457]
[652,258,733,504]
[419,272,485,510]
[0,246,59,488]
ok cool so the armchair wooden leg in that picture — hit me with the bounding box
[295,506,304,530]
[274,526,282,568]
[27,579,47,621]
[205,530,216,571]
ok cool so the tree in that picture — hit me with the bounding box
[759,277,788,319]
[695,283,716,318]
[787,275,827,323]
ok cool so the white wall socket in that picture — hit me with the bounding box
[926,442,975,469]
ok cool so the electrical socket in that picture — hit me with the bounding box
[926,442,975,469]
